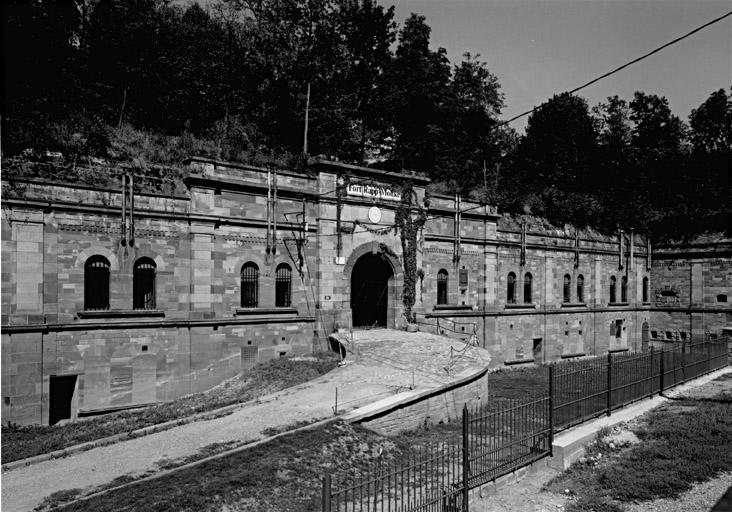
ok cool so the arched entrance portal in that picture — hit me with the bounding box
[351,252,395,327]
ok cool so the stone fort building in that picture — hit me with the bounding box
[2,158,729,425]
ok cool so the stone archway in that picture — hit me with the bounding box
[345,243,402,329]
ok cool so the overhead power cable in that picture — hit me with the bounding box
[494,9,732,130]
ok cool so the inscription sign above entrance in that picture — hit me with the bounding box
[347,183,401,202]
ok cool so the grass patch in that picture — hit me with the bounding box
[2,353,338,463]
[58,422,402,512]
[487,365,548,400]
[546,391,732,511]
[34,488,83,511]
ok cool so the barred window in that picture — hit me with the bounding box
[84,256,110,310]
[577,275,585,303]
[610,276,617,303]
[241,262,259,308]
[507,272,516,304]
[523,272,532,303]
[275,263,292,308]
[563,274,571,303]
[436,269,448,305]
[133,258,156,310]
[621,276,628,303]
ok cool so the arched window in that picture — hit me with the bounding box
[275,263,292,307]
[621,276,628,303]
[642,277,649,303]
[241,262,259,308]
[563,274,571,303]
[84,255,110,310]
[523,273,533,303]
[133,257,156,310]
[577,275,585,303]
[610,276,617,303]
[507,272,516,304]
[437,269,448,305]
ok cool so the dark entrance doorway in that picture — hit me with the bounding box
[49,374,77,425]
[351,252,394,327]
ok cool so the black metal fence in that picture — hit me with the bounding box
[323,338,729,512]
[552,338,729,431]
[322,398,551,512]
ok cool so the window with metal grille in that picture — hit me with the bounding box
[577,274,585,303]
[240,262,259,308]
[133,258,156,310]
[275,263,292,307]
[621,276,628,302]
[610,276,617,303]
[643,277,649,302]
[523,272,532,303]
[84,256,110,310]
[563,274,571,303]
[437,269,448,305]
[507,272,516,304]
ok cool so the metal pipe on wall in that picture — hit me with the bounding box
[129,175,135,247]
[272,170,278,255]
[121,174,127,246]
[266,169,272,255]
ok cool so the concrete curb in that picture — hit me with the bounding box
[342,366,488,424]
[2,382,310,473]
[549,366,732,470]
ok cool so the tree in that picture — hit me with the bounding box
[379,13,452,173]
[689,88,731,154]
[435,53,507,194]
[511,93,599,226]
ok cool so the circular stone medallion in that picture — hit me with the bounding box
[368,206,382,224]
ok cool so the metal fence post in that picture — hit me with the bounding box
[322,474,331,512]
[606,352,612,416]
[462,404,469,512]
[681,341,686,382]
[548,366,554,455]
[659,347,665,395]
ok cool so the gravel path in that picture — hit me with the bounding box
[2,329,489,512]
[472,465,567,512]
[626,472,732,512]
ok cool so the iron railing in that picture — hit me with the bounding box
[552,338,729,431]
[322,337,729,511]
[323,398,551,512]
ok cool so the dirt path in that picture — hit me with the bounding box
[2,330,488,512]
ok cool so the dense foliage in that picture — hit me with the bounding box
[2,0,730,240]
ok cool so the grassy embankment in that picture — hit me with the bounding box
[2,353,339,463]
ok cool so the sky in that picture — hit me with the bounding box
[390,0,732,132]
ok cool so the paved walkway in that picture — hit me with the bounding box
[2,329,490,511]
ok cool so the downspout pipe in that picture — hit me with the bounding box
[129,175,135,247]
[272,170,278,255]
[121,174,127,246]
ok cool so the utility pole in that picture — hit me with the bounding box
[303,82,311,155]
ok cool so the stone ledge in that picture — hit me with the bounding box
[504,358,535,366]
[234,307,298,316]
[504,303,536,310]
[77,310,165,319]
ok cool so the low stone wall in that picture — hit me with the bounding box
[349,367,489,435]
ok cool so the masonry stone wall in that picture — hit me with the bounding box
[3,156,710,426]
[356,369,488,436]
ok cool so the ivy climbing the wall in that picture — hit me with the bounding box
[334,171,430,325]
[394,180,430,323]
